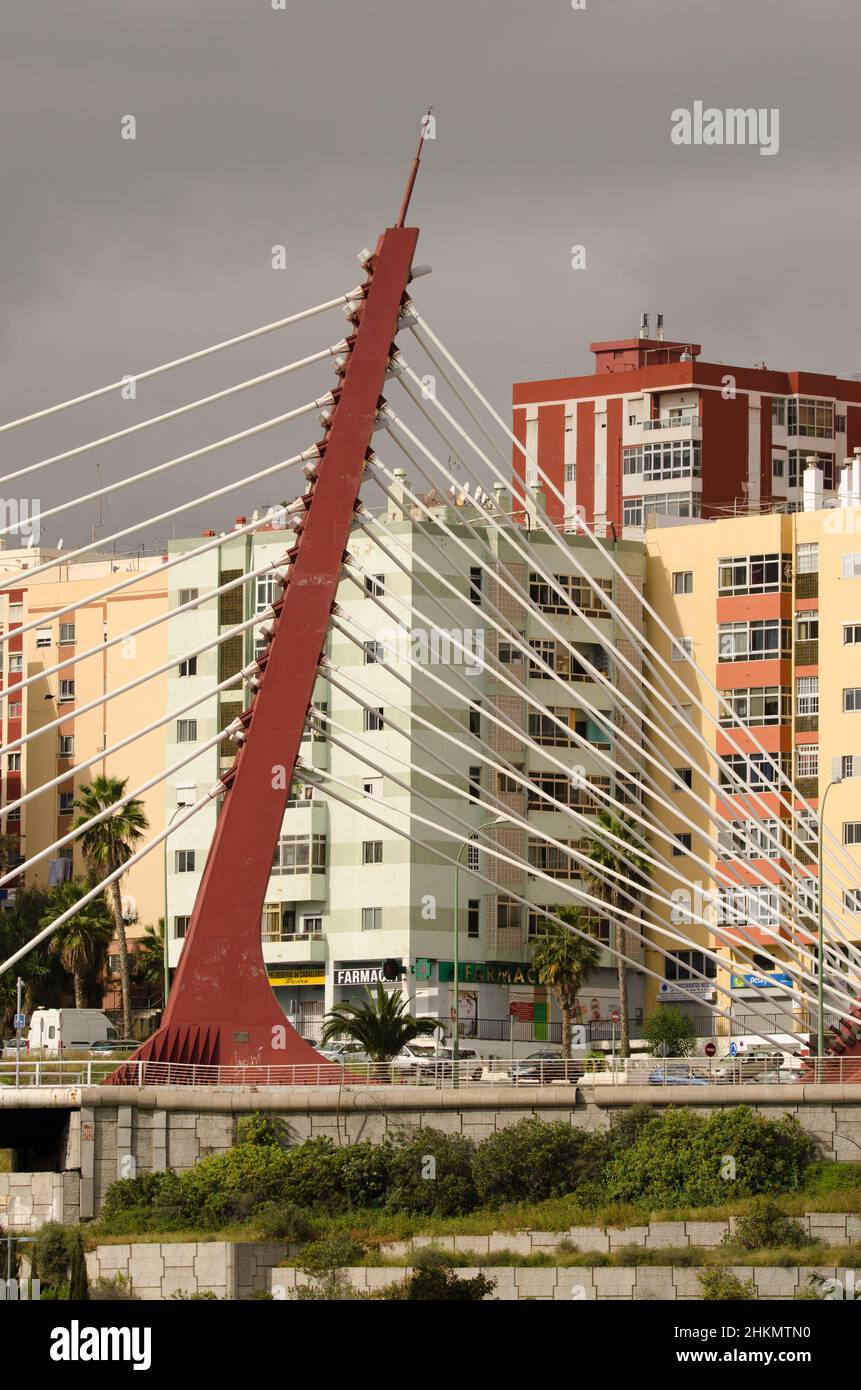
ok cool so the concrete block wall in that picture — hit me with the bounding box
[0,1172,78,1230]
[85,1242,290,1301]
[379,1212,861,1259]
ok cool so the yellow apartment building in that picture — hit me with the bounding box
[0,547,168,991]
[645,484,861,1041]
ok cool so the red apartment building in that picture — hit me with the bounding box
[512,326,861,535]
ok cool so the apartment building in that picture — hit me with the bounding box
[512,323,861,537]
[0,547,169,981]
[163,493,648,1053]
[644,465,861,1039]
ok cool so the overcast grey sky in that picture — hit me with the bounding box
[1,0,859,549]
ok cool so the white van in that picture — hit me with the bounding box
[27,1009,118,1057]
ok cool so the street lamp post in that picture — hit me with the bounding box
[453,814,504,1065]
[817,774,842,1070]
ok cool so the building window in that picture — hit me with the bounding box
[772,455,785,479]
[672,833,691,855]
[717,620,791,662]
[496,898,522,932]
[719,687,790,726]
[175,849,196,873]
[8,654,22,674]
[623,439,701,482]
[35,627,51,648]
[623,498,643,528]
[364,573,385,598]
[178,656,198,677]
[672,571,693,595]
[843,554,861,580]
[666,950,717,981]
[272,834,327,874]
[6,754,21,772]
[717,554,790,596]
[178,588,199,607]
[58,734,74,757]
[469,706,481,738]
[845,624,861,645]
[718,819,781,860]
[528,709,572,747]
[467,837,480,872]
[845,822,861,845]
[796,676,819,718]
[674,767,693,790]
[362,840,383,864]
[361,906,382,931]
[796,746,819,780]
[362,778,382,798]
[719,754,790,789]
[844,688,861,713]
[58,792,75,815]
[789,450,835,490]
[797,543,819,575]
[173,915,190,939]
[175,785,195,807]
[176,719,198,742]
[528,572,613,618]
[671,636,693,662]
[771,398,786,427]
[363,640,384,665]
[468,567,482,604]
[468,766,481,803]
[796,611,818,643]
[363,706,384,732]
[302,915,323,936]
[787,397,834,439]
[467,899,480,938]
[8,701,21,719]
[58,679,75,702]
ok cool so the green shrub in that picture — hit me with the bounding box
[411,1246,460,1269]
[583,1050,607,1073]
[604,1106,814,1207]
[254,1202,316,1244]
[298,1232,366,1277]
[472,1119,607,1207]
[405,1267,495,1301]
[335,1140,394,1209]
[33,1223,74,1290]
[385,1128,477,1216]
[90,1273,140,1301]
[698,1269,757,1301]
[235,1113,291,1149]
[728,1198,813,1252]
[803,1161,861,1195]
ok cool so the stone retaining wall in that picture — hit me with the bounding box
[0,1172,79,1229]
[84,1242,289,1301]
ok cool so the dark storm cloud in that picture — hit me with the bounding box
[0,0,859,548]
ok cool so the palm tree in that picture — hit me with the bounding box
[580,809,650,1059]
[133,921,165,998]
[73,777,149,1037]
[321,983,442,1062]
[530,906,602,1057]
[40,880,114,1008]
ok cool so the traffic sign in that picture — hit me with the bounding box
[704,1041,716,1057]
[13,1014,26,1030]
[729,1041,737,1057]
[610,1008,620,1024]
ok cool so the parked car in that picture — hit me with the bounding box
[1,1037,27,1059]
[317,1041,371,1067]
[648,1065,711,1086]
[507,1051,579,1085]
[391,1043,454,1082]
[712,1050,786,1083]
[436,1046,484,1082]
[87,1038,139,1057]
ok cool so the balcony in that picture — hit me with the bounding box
[795,640,818,667]
[641,415,702,432]
[796,572,818,600]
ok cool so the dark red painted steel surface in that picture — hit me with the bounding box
[107,226,418,1080]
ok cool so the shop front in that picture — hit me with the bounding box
[267,965,326,1042]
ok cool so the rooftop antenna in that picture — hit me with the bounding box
[395,107,433,227]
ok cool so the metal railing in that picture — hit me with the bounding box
[0,1055,858,1089]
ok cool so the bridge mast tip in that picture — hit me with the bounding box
[395,107,432,229]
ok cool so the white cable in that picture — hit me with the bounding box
[298,763,810,1052]
[354,467,858,965]
[0,722,234,891]
[0,445,314,595]
[0,394,329,543]
[0,785,222,977]
[0,289,361,437]
[408,315,861,893]
[0,346,343,493]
